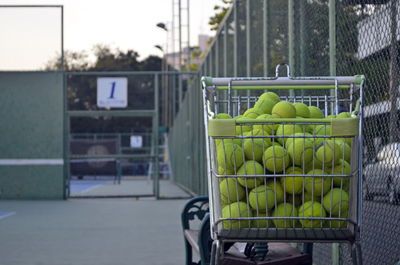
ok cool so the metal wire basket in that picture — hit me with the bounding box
[201,64,364,264]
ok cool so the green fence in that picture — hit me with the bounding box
[169,0,400,264]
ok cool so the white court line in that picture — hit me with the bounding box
[0,159,64,165]
[0,212,15,220]
[74,183,109,193]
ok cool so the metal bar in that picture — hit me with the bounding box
[0,5,63,7]
[68,110,155,117]
[288,0,295,97]
[246,0,251,77]
[65,71,197,76]
[223,25,228,77]
[154,74,160,199]
[215,37,219,77]
[61,6,64,72]
[233,0,238,78]
[70,154,156,159]
[63,73,69,199]
[178,0,182,72]
[329,0,337,76]
[299,0,305,76]
[263,0,269,77]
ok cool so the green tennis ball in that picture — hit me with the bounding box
[271,101,297,118]
[323,188,349,216]
[272,203,298,228]
[217,143,244,172]
[252,211,274,228]
[244,129,272,146]
[243,138,266,162]
[266,180,284,204]
[285,166,303,174]
[235,117,253,135]
[270,141,282,148]
[325,114,336,119]
[217,167,235,175]
[216,138,243,149]
[237,160,264,188]
[222,202,253,229]
[281,175,304,195]
[254,98,276,114]
[258,91,280,104]
[303,191,322,203]
[219,178,245,204]
[214,113,233,119]
[315,140,341,166]
[329,159,351,187]
[235,115,243,120]
[308,106,324,118]
[312,125,331,146]
[276,124,304,145]
[253,114,279,135]
[262,146,290,173]
[249,185,276,211]
[335,140,352,163]
[293,103,310,118]
[336,112,352,118]
[286,133,313,148]
[286,138,314,167]
[304,169,331,195]
[244,108,262,119]
[298,201,327,228]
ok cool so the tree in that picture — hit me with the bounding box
[208,0,233,31]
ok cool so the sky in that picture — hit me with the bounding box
[0,0,221,70]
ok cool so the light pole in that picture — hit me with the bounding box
[156,23,170,128]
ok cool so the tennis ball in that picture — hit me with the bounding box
[253,114,279,135]
[244,129,272,146]
[336,112,352,118]
[276,124,303,145]
[252,211,274,228]
[273,203,299,228]
[218,167,235,175]
[335,140,351,163]
[262,146,290,173]
[254,98,276,114]
[313,125,331,146]
[235,115,243,120]
[285,133,313,148]
[237,160,264,188]
[325,114,336,119]
[293,103,310,118]
[281,174,304,195]
[271,102,297,118]
[323,188,349,216]
[304,169,331,195]
[215,138,243,149]
[249,185,276,211]
[214,113,232,119]
[222,202,253,229]
[243,138,266,162]
[329,159,351,187]
[298,201,327,228]
[286,138,314,167]
[217,143,244,172]
[220,178,245,204]
[258,91,280,104]
[315,140,341,166]
[308,106,324,118]
[235,117,253,135]
[270,142,282,148]
[266,180,284,204]
[285,166,303,174]
[244,108,262,119]
[303,191,322,203]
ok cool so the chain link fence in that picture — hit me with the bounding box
[169,0,400,264]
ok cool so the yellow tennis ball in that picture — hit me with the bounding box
[323,188,349,216]
[222,202,253,229]
[281,175,304,195]
[271,101,297,118]
[304,169,331,195]
[254,114,279,135]
[266,180,284,204]
[244,108,262,118]
[286,138,314,167]
[243,138,265,162]
[249,185,276,212]
[298,201,326,228]
[303,191,322,203]
[244,129,272,146]
[325,114,336,119]
[217,167,235,175]
[252,211,274,228]
[262,146,290,173]
[258,91,280,104]
[235,117,252,135]
[237,160,264,188]
[336,112,352,118]
[254,98,276,114]
[285,166,303,174]
[293,103,310,118]
[315,140,341,166]
[219,178,245,204]
[328,159,351,187]
[272,203,299,228]
[217,143,244,172]
[215,138,243,149]
[312,125,331,146]
[308,106,324,118]
[214,113,232,119]
[335,139,351,163]
[276,124,303,145]
[286,133,313,148]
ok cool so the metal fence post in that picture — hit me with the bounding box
[154,74,160,199]
[263,0,269,77]
[288,0,295,97]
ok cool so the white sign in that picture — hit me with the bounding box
[97,77,128,108]
[130,136,143,148]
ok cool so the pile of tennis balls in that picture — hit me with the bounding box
[214,91,352,229]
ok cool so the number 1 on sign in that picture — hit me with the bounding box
[109,82,116,99]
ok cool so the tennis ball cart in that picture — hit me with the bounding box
[201,64,364,265]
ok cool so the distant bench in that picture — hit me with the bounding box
[181,196,313,265]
